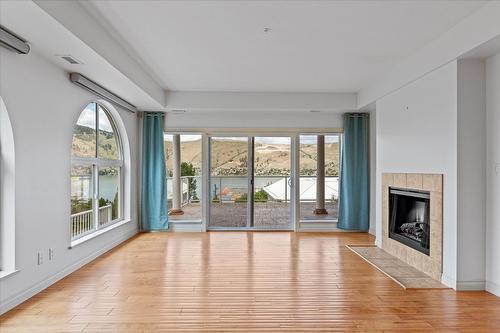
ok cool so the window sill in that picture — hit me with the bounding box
[69,219,132,249]
[299,220,338,223]
[0,269,20,280]
[169,220,202,223]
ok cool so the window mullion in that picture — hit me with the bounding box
[94,103,100,231]
[93,163,99,231]
[95,159,123,168]
[72,157,99,166]
[95,102,100,160]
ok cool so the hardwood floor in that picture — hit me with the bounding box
[1,232,500,332]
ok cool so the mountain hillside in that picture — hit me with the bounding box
[165,139,339,176]
[72,125,119,159]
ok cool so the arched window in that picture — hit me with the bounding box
[70,102,123,240]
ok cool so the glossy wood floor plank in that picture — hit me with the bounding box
[1,232,500,332]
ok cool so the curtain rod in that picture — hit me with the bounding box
[344,113,369,117]
[142,112,165,116]
[69,73,137,113]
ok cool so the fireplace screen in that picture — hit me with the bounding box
[389,187,430,255]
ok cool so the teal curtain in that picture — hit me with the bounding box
[338,113,370,231]
[141,112,168,231]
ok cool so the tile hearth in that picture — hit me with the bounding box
[348,246,447,289]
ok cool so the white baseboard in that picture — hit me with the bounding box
[0,228,138,315]
[441,274,457,289]
[486,280,500,297]
[168,221,203,232]
[375,238,382,247]
[456,280,486,291]
[298,221,338,232]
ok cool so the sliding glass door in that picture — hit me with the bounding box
[208,136,292,230]
[209,137,250,228]
[253,137,291,228]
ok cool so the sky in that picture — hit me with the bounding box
[300,135,339,144]
[164,134,201,142]
[76,103,114,132]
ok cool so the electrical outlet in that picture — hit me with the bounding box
[48,248,54,261]
[37,252,43,265]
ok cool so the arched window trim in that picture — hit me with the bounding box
[0,95,16,276]
[70,102,124,241]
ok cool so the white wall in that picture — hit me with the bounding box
[369,109,377,235]
[375,61,458,287]
[486,53,500,296]
[456,60,486,290]
[0,47,139,314]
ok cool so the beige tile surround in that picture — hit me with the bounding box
[381,173,443,281]
[348,246,447,289]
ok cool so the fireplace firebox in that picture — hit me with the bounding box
[389,187,430,255]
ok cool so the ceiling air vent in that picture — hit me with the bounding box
[59,55,81,65]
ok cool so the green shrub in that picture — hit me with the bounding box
[235,193,248,202]
[254,190,268,202]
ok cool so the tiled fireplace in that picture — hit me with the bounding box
[382,173,443,281]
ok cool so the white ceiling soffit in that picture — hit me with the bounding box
[461,34,500,60]
[0,0,164,110]
[31,0,165,108]
[86,0,485,94]
[165,91,357,112]
[358,0,500,108]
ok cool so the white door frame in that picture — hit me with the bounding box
[205,134,295,231]
[164,128,342,232]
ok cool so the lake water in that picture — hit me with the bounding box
[166,176,338,202]
[71,175,119,202]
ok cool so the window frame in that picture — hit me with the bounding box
[164,132,204,223]
[297,132,342,223]
[70,102,124,241]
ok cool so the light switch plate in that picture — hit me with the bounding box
[496,163,500,175]
[49,248,54,261]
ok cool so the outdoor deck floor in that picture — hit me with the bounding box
[169,201,338,227]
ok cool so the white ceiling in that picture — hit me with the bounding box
[0,0,165,109]
[87,0,485,93]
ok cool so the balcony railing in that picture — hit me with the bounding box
[71,204,113,239]
[209,175,338,203]
[167,175,201,207]
[165,175,339,205]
